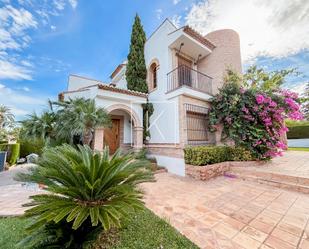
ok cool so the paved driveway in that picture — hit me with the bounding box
[0,164,42,216]
[142,173,309,249]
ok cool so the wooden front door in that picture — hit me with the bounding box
[104,119,120,154]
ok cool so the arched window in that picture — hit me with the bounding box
[149,62,158,91]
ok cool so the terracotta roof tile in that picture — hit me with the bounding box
[59,83,147,100]
[183,26,216,50]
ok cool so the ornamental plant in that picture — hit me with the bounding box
[126,14,148,93]
[17,144,154,248]
[209,67,303,160]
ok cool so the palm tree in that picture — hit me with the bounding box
[53,98,111,146]
[0,105,14,129]
[17,144,154,248]
[20,111,56,141]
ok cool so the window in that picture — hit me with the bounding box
[185,104,209,145]
[149,62,158,90]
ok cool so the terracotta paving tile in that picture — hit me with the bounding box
[277,221,304,237]
[299,239,309,249]
[212,222,239,239]
[264,235,297,249]
[242,226,268,242]
[271,227,300,246]
[232,232,261,249]
[224,217,246,230]
[231,211,253,224]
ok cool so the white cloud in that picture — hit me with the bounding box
[173,0,181,4]
[155,9,162,20]
[185,0,309,62]
[68,0,78,9]
[0,83,48,119]
[0,1,77,81]
[0,60,32,80]
[171,14,181,28]
[50,25,56,30]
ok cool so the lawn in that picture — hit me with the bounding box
[0,209,198,249]
[288,147,309,152]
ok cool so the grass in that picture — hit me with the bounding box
[0,209,198,249]
[288,147,309,152]
[0,217,28,249]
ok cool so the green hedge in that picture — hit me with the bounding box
[287,125,309,139]
[0,143,20,165]
[184,146,254,166]
[19,138,44,158]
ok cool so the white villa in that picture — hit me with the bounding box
[59,19,242,176]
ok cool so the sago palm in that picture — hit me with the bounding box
[17,144,154,248]
[53,98,111,145]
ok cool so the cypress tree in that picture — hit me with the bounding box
[126,14,148,93]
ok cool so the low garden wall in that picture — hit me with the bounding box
[185,161,264,181]
[184,145,264,181]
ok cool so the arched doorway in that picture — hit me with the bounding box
[93,104,143,153]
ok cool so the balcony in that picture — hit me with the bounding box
[167,65,213,95]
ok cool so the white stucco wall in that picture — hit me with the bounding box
[67,75,99,91]
[145,20,181,144]
[111,66,128,89]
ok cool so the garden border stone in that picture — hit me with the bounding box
[185,161,265,181]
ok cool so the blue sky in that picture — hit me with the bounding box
[0,0,308,120]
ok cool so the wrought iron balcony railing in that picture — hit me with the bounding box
[167,65,213,95]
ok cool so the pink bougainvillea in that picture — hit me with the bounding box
[253,89,303,157]
[209,81,304,160]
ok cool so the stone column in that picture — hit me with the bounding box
[133,126,143,151]
[93,128,104,152]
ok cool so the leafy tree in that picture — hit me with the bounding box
[209,67,303,159]
[17,144,154,249]
[52,98,111,146]
[0,105,14,129]
[126,14,148,93]
[20,111,56,142]
[243,65,297,92]
[302,82,309,120]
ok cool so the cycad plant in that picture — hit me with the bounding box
[17,144,154,248]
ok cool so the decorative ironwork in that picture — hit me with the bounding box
[167,65,213,94]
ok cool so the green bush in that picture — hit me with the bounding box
[184,146,254,166]
[287,125,309,139]
[0,143,20,165]
[19,138,44,158]
[16,145,154,249]
[227,146,253,161]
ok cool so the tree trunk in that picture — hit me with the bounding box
[83,129,93,146]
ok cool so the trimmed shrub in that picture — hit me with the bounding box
[227,147,253,161]
[287,125,309,139]
[0,143,20,165]
[8,143,20,165]
[184,146,254,166]
[19,138,44,158]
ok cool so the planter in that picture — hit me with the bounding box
[185,160,265,181]
[0,151,7,172]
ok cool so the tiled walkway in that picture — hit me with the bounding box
[242,151,309,178]
[142,173,309,249]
